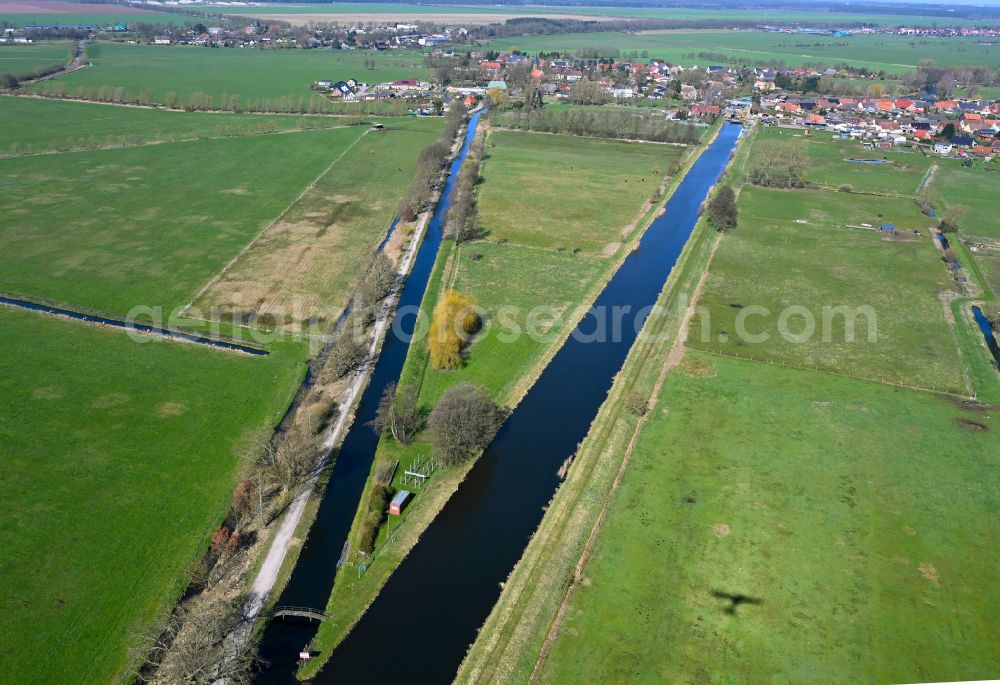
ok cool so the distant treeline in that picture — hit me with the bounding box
[492,107,702,144]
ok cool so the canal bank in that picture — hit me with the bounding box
[250,109,486,682]
[309,122,744,684]
[296,120,725,679]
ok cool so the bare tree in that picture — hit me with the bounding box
[427,383,506,466]
[370,383,421,444]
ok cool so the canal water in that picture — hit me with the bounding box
[254,110,484,681]
[971,305,1000,370]
[310,122,744,684]
[0,294,268,355]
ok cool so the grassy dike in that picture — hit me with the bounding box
[455,125,748,685]
[297,122,722,679]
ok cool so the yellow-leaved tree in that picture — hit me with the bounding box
[428,290,480,370]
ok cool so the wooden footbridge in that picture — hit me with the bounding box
[272,606,331,622]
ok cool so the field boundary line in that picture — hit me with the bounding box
[179,127,371,316]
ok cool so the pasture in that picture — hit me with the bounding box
[203,3,1000,27]
[0,127,364,315]
[751,126,936,196]
[687,186,965,393]
[0,40,70,74]
[192,117,443,329]
[537,352,1000,685]
[0,306,302,684]
[926,161,1000,241]
[0,96,354,153]
[489,31,1000,73]
[32,41,429,105]
[0,0,190,27]
[477,130,685,254]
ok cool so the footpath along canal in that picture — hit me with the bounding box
[306,122,745,684]
[254,109,485,681]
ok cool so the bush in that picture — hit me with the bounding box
[625,391,649,416]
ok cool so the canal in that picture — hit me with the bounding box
[310,121,744,684]
[254,109,485,681]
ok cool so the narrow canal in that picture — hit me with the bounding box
[311,122,744,684]
[971,305,1000,369]
[0,295,268,355]
[254,110,485,681]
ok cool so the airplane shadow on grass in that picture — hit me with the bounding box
[711,590,764,616]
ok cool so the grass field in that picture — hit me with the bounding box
[687,185,964,393]
[489,32,1000,73]
[752,127,936,196]
[31,41,428,105]
[0,126,365,315]
[927,162,1000,241]
[0,40,70,74]
[203,3,1000,27]
[477,130,685,254]
[192,117,443,329]
[536,351,999,685]
[0,306,302,684]
[975,244,1000,298]
[0,95,355,153]
[0,9,193,27]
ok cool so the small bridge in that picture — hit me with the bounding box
[272,606,331,622]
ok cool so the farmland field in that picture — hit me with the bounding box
[192,117,443,329]
[926,161,1000,241]
[30,41,429,105]
[0,0,195,27]
[477,130,686,254]
[0,40,70,74]
[535,351,1000,685]
[0,95,354,153]
[488,31,1000,73]
[687,185,964,393]
[203,3,1000,27]
[0,126,365,315]
[0,306,303,684]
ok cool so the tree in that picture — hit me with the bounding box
[708,186,738,231]
[320,322,368,382]
[370,382,421,444]
[428,290,480,370]
[939,122,956,140]
[427,383,506,466]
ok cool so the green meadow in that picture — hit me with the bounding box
[927,162,1000,241]
[687,186,964,393]
[0,95,353,153]
[192,117,443,329]
[0,126,365,315]
[0,306,302,684]
[752,127,936,196]
[477,130,684,254]
[537,351,1000,685]
[0,10,193,27]
[0,40,70,74]
[204,3,1000,27]
[33,41,429,105]
[490,32,1000,73]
